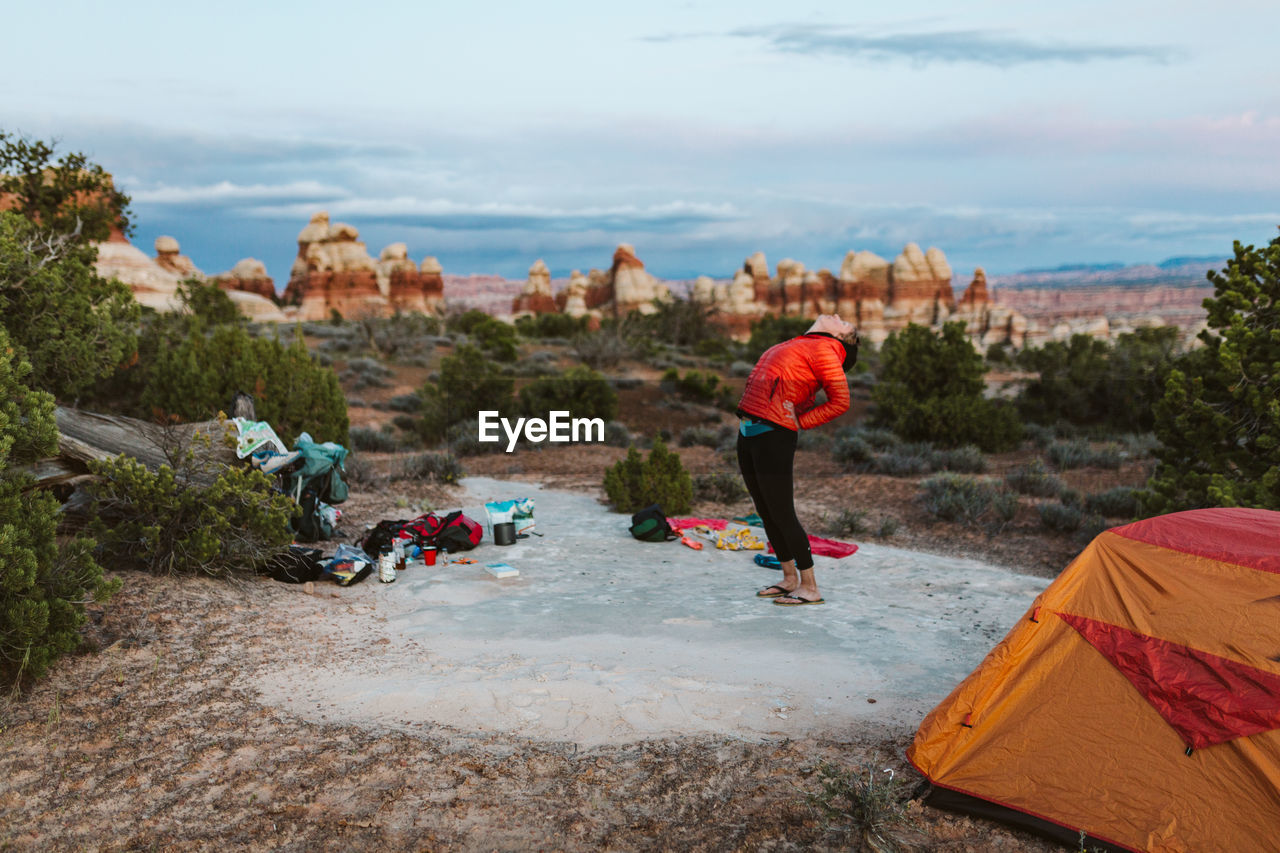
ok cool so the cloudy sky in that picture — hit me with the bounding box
[5,0,1279,283]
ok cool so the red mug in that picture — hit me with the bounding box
[423,546,437,566]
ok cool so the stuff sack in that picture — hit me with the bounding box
[295,489,342,543]
[265,545,325,583]
[629,504,677,542]
[436,510,483,552]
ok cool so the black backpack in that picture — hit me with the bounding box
[629,504,678,542]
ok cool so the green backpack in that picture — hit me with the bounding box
[629,504,677,542]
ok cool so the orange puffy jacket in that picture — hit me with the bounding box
[736,334,850,431]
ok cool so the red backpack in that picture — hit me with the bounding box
[435,510,483,552]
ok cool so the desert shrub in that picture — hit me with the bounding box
[603,421,632,447]
[876,516,901,538]
[868,449,932,477]
[610,375,643,391]
[1004,459,1065,497]
[827,507,869,537]
[1119,432,1159,458]
[386,393,423,413]
[1016,328,1179,432]
[832,434,874,467]
[341,356,394,389]
[603,437,693,514]
[355,312,442,360]
[804,762,915,850]
[728,360,754,378]
[1048,440,1122,470]
[0,329,115,686]
[847,427,902,451]
[394,452,465,484]
[631,297,724,349]
[1022,422,1056,449]
[468,315,519,363]
[517,365,618,422]
[928,444,988,473]
[872,323,1022,451]
[573,326,634,369]
[343,453,385,489]
[918,473,1006,527]
[515,312,589,339]
[1039,501,1088,533]
[415,344,514,444]
[85,433,295,577]
[1085,486,1140,519]
[125,320,348,446]
[745,314,814,361]
[444,417,508,456]
[661,368,724,405]
[796,430,832,452]
[446,309,494,335]
[679,426,720,448]
[349,426,403,453]
[693,470,748,503]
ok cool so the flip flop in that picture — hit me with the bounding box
[754,554,782,570]
[756,585,793,598]
[774,595,825,606]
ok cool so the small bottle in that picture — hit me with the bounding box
[378,546,397,583]
[392,538,406,570]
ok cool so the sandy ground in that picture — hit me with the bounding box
[0,474,1069,852]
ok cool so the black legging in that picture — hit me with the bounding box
[736,428,813,570]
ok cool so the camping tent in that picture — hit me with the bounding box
[907,507,1280,853]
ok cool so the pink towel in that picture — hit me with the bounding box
[768,534,859,560]
[670,517,730,531]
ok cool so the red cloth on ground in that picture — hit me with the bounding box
[768,534,858,559]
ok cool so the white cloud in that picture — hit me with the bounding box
[132,180,348,205]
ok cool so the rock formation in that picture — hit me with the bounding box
[559,270,590,317]
[213,258,277,302]
[376,244,444,315]
[512,259,557,315]
[153,236,202,278]
[283,212,385,321]
[609,244,670,315]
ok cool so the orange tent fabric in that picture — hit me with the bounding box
[907,508,1280,853]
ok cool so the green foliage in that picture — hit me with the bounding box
[572,323,635,369]
[1016,329,1179,431]
[515,312,589,339]
[85,433,295,577]
[178,278,244,326]
[349,426,403,453]
[872,323,1022,451]
[918,473,1017,532]
[1038,501,1105,535]
[745,314,814,361]
[467,314,519,362]
[661,368,727,405]
[0,329,114,685]
[0,131,132,241]
[692,470,748,504]
[394,452,465,484]
[1004,458,1065,497]
[1085,486,1141,519]
[416,344,514,443]
[1047,439,1122,470]
[631,297,725,349]
[133,321,348,446]
[603,437,693,514]
[1145,235,1280,512]
[0,211,139,400]
[804,762,914,850]
[517,365,618,421]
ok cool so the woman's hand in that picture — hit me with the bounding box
[782,400,801,429]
